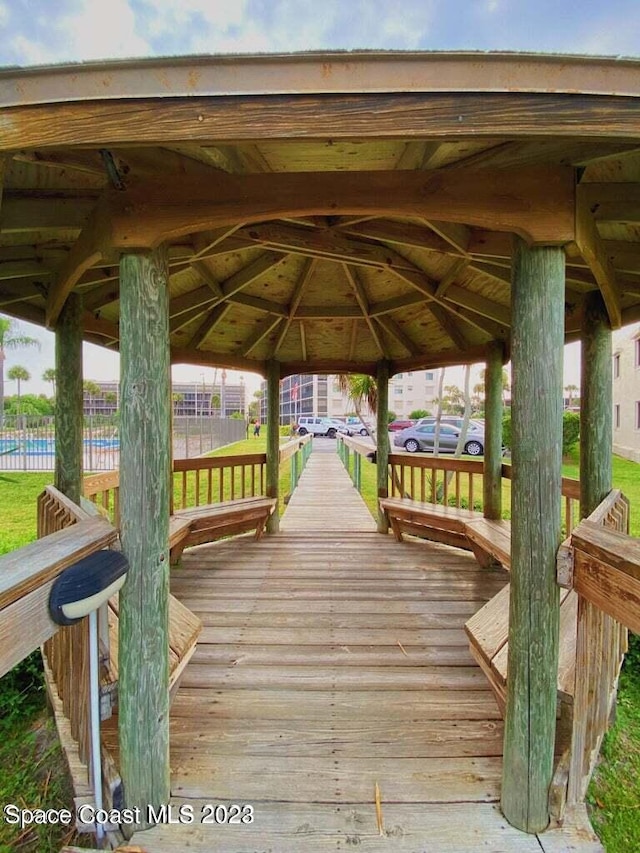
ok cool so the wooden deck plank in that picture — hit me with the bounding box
[131,802,544,853]
[123,448,598,852]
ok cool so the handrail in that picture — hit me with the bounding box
[338,435,582,533]
[84,435,314,520]
[0,518,117,680]
[562,488,632,811]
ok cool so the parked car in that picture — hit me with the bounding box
[296,417,353,438]
[413,416,484,432]
[393,422,485,456]
[387,419,415,432]
[344,417,371,436]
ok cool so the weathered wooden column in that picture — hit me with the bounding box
[580,292,612,517]
[376,360,390,534]
[502,238,564,833]
[266,359,280,534]
[119,248,171,825]
[54,293,84,504]
[483,341,504,519]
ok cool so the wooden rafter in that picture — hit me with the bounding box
[272,258,317,357]
[336,219,454,255]
[348,319,359,361]
[444,285,511,326]
[427,302,469,350]
[424,220,471,254]
[435,259,469,299]
[242,316,283,356]
[575,187,622,328]
[300,322,307,361]
[185,303,232,349]
[343,264,389,358]
[375,315,420,356]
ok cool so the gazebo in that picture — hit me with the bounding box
[1,51,640,847]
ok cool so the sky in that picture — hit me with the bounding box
[1,0,639,397]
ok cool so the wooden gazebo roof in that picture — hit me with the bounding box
[1,51,640,376]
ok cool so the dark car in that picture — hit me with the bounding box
[393,422,485,456]
[387,419,415,432]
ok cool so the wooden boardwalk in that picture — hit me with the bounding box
[125,446,602,852]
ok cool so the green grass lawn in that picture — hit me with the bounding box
[0,444,638,851]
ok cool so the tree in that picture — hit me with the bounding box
[7,365,30,415]
[42,367,57,398]
[440,384,465,415]
[0,316,39,424]
[337,374,378,439]
[172,392,184,415]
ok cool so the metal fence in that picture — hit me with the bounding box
[0,415,247,472]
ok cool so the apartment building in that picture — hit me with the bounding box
[260,370,442,425]
[613,322,640,462]
[84,379,246,418]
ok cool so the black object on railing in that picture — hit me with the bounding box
[49,550,129,626]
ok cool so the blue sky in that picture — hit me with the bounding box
[1,0,636,393]
[1,0,639,67]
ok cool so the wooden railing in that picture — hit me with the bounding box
[38,487,119,769]
[559,489,634,813]
[84,434,313,523]
[338,435,582,535]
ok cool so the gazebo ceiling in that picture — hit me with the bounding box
[1,51,640,377]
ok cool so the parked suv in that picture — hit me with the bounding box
[296,417,353,438]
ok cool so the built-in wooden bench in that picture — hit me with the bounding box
[380,497,479,550]
[106,592,202,705]
[465,517,512,571]
[464,584,578,717]
[170,496,277,562]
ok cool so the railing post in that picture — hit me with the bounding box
[502,239,564,834]
[344,443,350,474]
[354,450,361,491]
[119,247,171,825]
[376,361,391,533]
[290,449,298,494]
[265,360,280,534]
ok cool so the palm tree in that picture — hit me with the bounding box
[0,316,39,425]
[42,368,57,398]
[336,374,378,439]
[8,365,30,415]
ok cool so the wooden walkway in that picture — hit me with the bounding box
[123,446,602,852]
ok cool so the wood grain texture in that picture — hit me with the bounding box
[580,293,613,519]
[502,239,564,833]
[54,293,84,504]
[118,247,171,822]
[483,341,504,520]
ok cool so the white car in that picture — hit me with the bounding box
[296,417,353,438]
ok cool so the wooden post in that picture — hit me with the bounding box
[580,292,612,518]
[118,248,171,825]
[266,360,280,534]
[483,341,503,519]
[376,361,390,534]
[502,238,564,833]
[54,293,83,505]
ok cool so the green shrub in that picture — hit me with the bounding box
[409,409,430,420]
[387,411,397,424]
[501,410,580,456]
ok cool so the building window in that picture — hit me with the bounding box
[394,387,403,396]
[614,353,621,378]
[395,373,403,380]
[614,404,620,429]
[425,371,434,380]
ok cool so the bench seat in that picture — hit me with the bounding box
[465,517,512,571]
[380,497,479,550]
[170,496,277,562]
[465,584,577,716]
[106,592,202,706]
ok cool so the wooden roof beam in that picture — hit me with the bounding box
[435,259,469,299]
[300,322,307,361]
[221,252,283,298]
[242,316,283,356]
[369,292,429,317]
[272,258,316,357]
[238,222,419,272]
[443,285,511,327]
[95,168,575,249]
[574,187,622,328]
[375,315,420,357]
[343,264,389,358]
[227,292,288,316]
[426,302,470,350]
[1,194,98,232]
[423,220,471,254]
[335,219,455,255]
[184,303,232,350]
